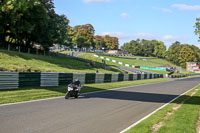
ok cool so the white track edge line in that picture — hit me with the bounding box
[0,79,173,107]
[119,83,200,133]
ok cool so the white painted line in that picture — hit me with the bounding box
[119,83,200,133]
[0,79,173,107]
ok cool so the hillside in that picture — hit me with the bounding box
[77,53,194,75]
[100,55,174,67]
[0,49,123,73]
[105,55,197,74]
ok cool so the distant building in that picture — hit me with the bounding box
[186,62,200,73]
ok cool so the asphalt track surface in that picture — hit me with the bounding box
[0,77,200,133]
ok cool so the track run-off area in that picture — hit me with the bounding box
[0,77,200,133]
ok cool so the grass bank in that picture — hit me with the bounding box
[0,49,122,73]
[125,84,200,133]
[100,55,174,68]
[0,78,171,105]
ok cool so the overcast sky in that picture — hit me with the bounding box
[54,0,200,48]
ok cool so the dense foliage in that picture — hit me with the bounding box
[121,39,200,68]
[195,17,200,41]
[0,0,119,50]
[0,0,70,49]
[166,42,199,68]
[121,39,166,58]
[93,35,119,50]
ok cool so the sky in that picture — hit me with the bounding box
[54,0,200,48]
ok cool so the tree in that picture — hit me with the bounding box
[121,39,146,55]
[121,42,132,53]
[110,36,119,49]
[64,26,74,47]
[0,0,69,50]
[72,24,95,48]
[166,41,181,64]
[178,45,198,68]
[103,35,119,50]
[141,39,154,56]
[54,14,69,46]
[153,41,166,58]
[93,35,105,50]
[190,45,200,62]
[195,17,200,41]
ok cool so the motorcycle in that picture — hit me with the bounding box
[65,83,82,99]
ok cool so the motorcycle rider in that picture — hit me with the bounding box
[73,79,81,93]
[73,79,81,86]
[65,79,82,99]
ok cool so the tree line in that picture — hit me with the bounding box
[0,0,119,51]
[120,17,200,68]
[121,39,166,58]
[121,39,200,68]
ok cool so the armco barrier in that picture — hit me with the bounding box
[133,74,137,80]
[73,73,85,84]
[128,74,133,81]
[59,73,73,85]
[170,74,200,78]
[118,73,124,81]
[0,72,19,89]
[124,74,129,81]
[0,72,163,89]
[85,73,96,84]
[95,73,105,83]
[104,74,112,83]
[19,72,40,87]
[111,73,119,82]
[41,73,59,87]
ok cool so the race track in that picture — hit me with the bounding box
[0,77,199,133]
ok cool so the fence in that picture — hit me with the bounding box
[0,71,163,89]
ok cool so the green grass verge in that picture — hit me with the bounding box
[0,49,122,73]
[0,78,171,105]
[125,84,200,133]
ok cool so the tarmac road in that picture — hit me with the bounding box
[0,77,200,133]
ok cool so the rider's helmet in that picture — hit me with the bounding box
[74,79,80,86]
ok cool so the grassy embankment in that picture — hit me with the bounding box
[126,84,200,133]
[0,78,171,105]
[97,55,195,75]
[0,49,123,73]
